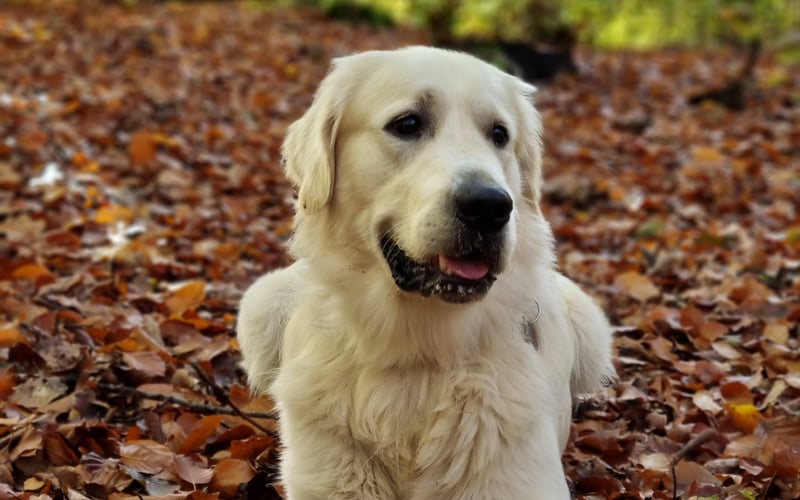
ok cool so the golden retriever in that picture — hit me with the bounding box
[237,46,615,499]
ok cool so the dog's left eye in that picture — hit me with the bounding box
[490,124,509,148]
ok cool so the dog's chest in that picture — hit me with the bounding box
[348,351,542,481]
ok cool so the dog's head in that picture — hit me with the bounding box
[283,47,544,304]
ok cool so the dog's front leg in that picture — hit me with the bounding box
[278,421,400,500]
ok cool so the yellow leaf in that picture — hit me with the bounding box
[93,204,134,224]
[726,403,762,434]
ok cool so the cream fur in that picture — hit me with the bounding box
[237,46,615,500]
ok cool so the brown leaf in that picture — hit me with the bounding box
[9,426,43,461]
[211,458,255,498]
[122,351,166,378]
[175,454,214,485]
[614,271,660,302]
[10,377,67,409]
[674,460,721,488]
[119,439,174,474]
[44,431,79,466]
[128,130,156,166]
[179,414,224,454]
[698,321,728,341]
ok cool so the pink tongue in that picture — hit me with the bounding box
[438,255,490,280]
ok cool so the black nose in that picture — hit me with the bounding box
[454,184,513,233]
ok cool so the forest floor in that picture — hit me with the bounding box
[1,1,799,499]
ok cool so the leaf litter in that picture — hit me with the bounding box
[1,1,799,498]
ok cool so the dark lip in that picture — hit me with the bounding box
[379,234,498,304]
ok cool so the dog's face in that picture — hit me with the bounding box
[283,47,544,304]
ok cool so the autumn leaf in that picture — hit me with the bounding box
[0,326,28,348]
[180,414,225,454]
[119,439,174,474]
[129,130,156,166]
[175,454,214,485]
[211,458,256,498]
[11,263,53,282]
[725,403,763,434]
[166,281,206,316]
[614,271,660,302]
[93,204,135,224]
[2,1,800,498]
[122,351,167,378]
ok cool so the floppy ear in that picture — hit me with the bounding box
[282,59,349,212]
[515,82,544,211]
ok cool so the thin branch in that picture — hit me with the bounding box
[189,361,278,438]
[670,427,718,500]
[671,428,717,465]
[0,427,27,451]
[97,382,279,438]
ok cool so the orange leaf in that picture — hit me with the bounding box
[12,263,52,281]
[180,414,224,454]
[0,372,15,400]
[166,281,206,316]
[93,204,134,224]
[211,458,255,498]
[0,327,28,348]
[230,436,275,461]
[726,403,762,434]
[129,130,156,166]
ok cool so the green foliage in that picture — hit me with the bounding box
[289,0,800,48]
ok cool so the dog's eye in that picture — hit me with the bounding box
[386,114,424,139]
[490,124,509,148]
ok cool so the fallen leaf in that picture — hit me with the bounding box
[614,271,660,302]
[122,351,167,378]
[129,130,156,166]
[10,377,67,409]
[175,454,214,485]
[726,403,763,434]
[119,439,174,474]
[211,458,255,498]
[0,326,28,348]
[179,415,224,454]
[166,281,206,316]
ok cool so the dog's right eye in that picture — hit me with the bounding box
[386,114,424,139]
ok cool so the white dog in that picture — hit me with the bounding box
[237,46,615,500]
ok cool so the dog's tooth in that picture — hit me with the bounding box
[438,254,451,275]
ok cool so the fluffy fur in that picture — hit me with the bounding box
[237,46,615,499]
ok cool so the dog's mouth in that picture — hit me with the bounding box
[379,234,498,304]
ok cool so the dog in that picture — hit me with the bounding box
[237,46,615,499]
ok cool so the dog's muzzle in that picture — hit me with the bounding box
[380,182,512,304]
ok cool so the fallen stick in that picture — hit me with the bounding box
[97,382,279,438]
